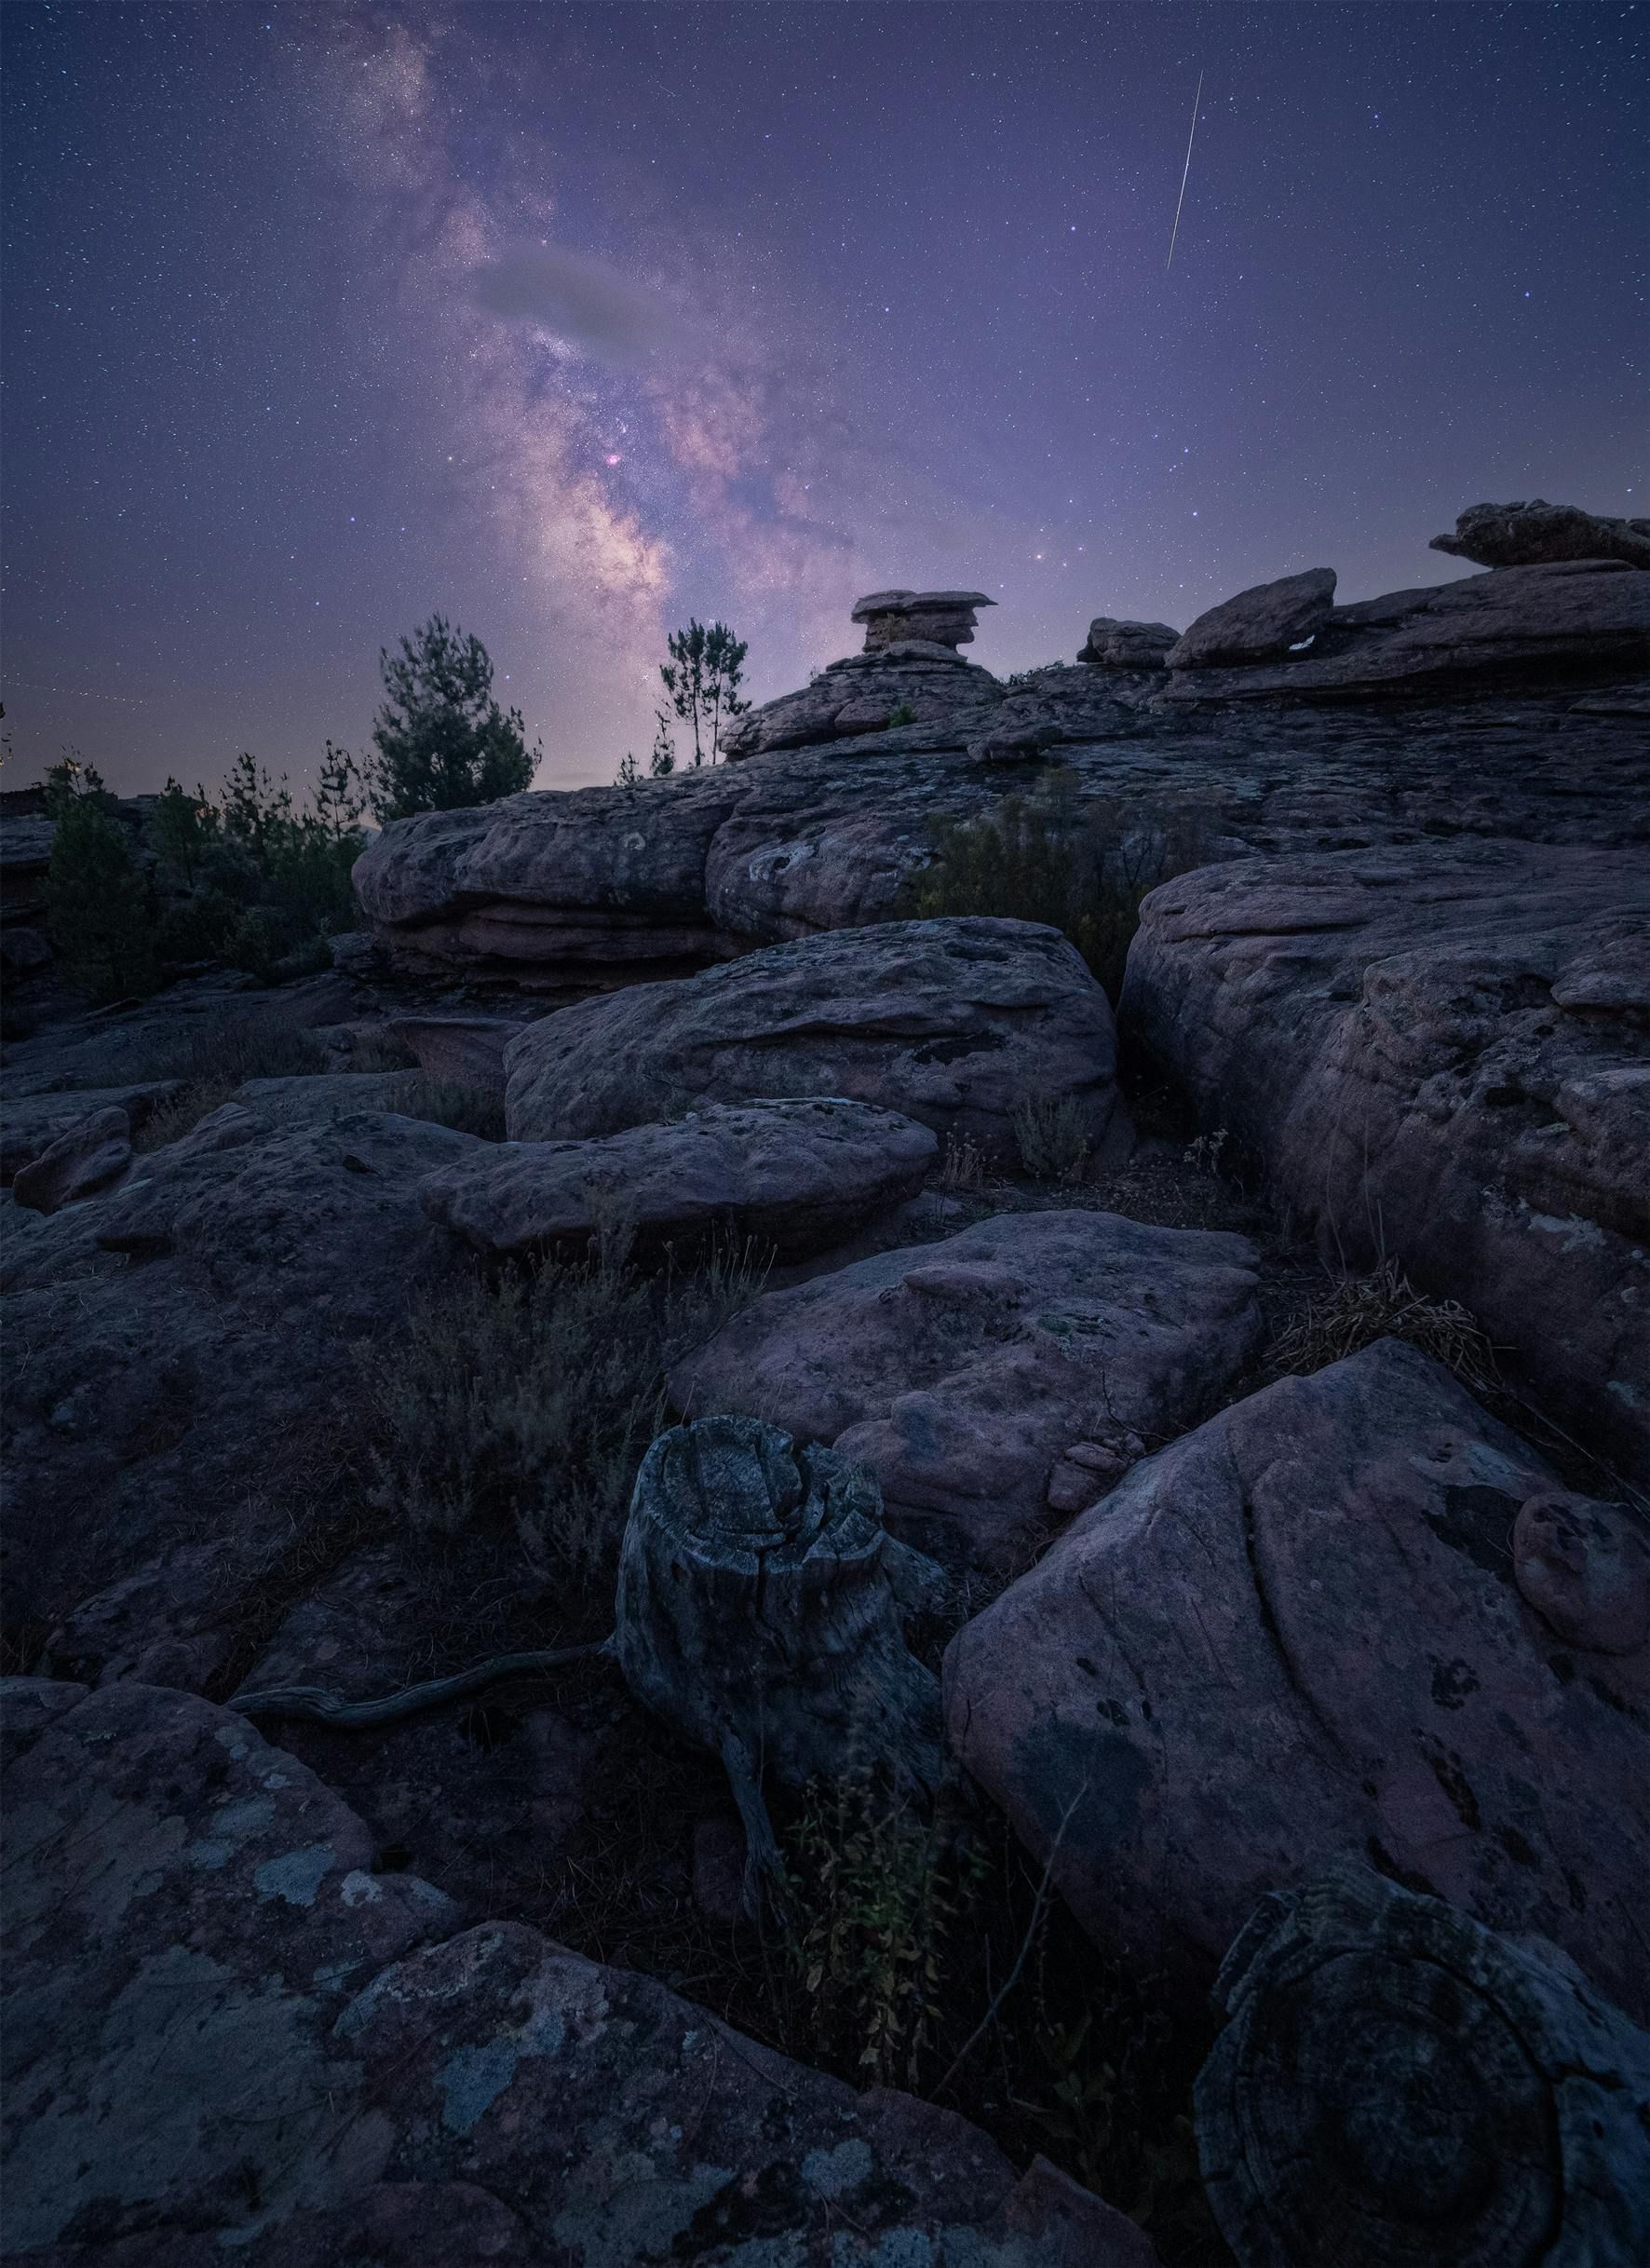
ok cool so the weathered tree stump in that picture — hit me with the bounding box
[614,1414,945,1905]
[1195,1864,1650,2268]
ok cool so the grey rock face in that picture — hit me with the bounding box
[1,1673,1154,2264]
[720,646,1006,762]
[1079,618,1180,668]
[1121,840,1650,1478]
[382,1012,532,1093]
[1158,558,1650,701]
[851,585,995,652]
[944,1339,1650,2023]
[504,916,1125,1166]
[1431,497,1650,570]
[1,1081,181,1183]
[421,1097,939,1262]
[1165,568,1338,670]
[669,1208,1263,1567]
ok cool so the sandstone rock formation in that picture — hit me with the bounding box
[944,1339,1650,2022]
[1165,567,1338,670]
[1121,839,1650,1479]
[1156,558,1650,701]
[10,1104,134,1215]
[719,645,1007,762]
[421,1096,938,1262]
[1,1674,1156,2265]
[1431,497,1650,570]
[669,1208,1263,1566]
[504,916,1127,1165]
[1078,618,1179,668]
[851,585,995,651]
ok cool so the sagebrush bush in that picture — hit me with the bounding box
[908,770,1220,998]
[1013,1092,1095,1183]
[357,1233,765,1586]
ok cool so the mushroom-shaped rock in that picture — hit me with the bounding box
[1166,567,1337,670]
[851,587,995,652]
[1431,498,1650,571]
[1513,1490,1650,1655]
[614,1415,944,1897]
[1078,618,1180,669]
[1196,1865,1650,2268]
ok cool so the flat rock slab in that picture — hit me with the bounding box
[1,1675,1153,2264]
[944,1339,1650,2024]
[3,1110,487,1623]
[669,1209,1263,1567]
[1431,497,1650,569]
[422,1096,939,1262]
[504,916,1125,1166]
[1121,838,1650,1479]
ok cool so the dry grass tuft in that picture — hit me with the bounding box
[1267,1256,1501,1392]
[1013,1092,1095,1184]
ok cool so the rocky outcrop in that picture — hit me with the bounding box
[1165,568,1337,670]
[2,1080,180,1183]
[504,917,1127,1166]
[11,1104,133,1215]
[1120,840,1650,1479]
[944,1339,1650,2022]
[1,1674,1154,2265]
[1431,497,1650,570]
[669,1209,1263,1566]
[1157,559,1650,701]
[2,1109,488,1623]
[720,646,1006,762]
[1078,618,1179,669]
[421,1097,939,1262]
[383,1012,530,1093]
[851,586,995,652]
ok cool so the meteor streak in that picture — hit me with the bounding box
[1166,69,1203,272]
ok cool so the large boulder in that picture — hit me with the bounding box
[1157,558,1650,700]
[1121,839,1650,1479]
[720,646,1006,761]
[1431,497,1650,571]
[1078,618,1179,669]
[1164,568,1337,670]
[1,1080,180,1184]
[669,1209,1263,1566]
[10,1105,133,1215]
[504,917,1128,1167]
[944,1339,1650,2023]
[1,1674,1154,2264]
[422,1096,939,1263]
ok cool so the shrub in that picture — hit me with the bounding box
[130,1009,328,1151]
[1013,1091,1096,1182]
[356,1234,765,1586]
[782,1771,983,2091]
[908,771,1219,998]
[42,758,159,1001]
[392,1076,507,1141]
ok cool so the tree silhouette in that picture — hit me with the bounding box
[368,616,537,819]
[659,618,750,766]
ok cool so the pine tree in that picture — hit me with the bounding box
[43,757,158,999]
[659,618,751,766]
[367,616,537,819]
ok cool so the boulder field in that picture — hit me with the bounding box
[5,504,1648,2261]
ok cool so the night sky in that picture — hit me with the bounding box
[4,2,1644,799]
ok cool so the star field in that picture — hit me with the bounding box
[3,1,1643,794]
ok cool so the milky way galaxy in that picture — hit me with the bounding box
[3,2,1643,794]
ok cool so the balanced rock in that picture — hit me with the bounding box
[1,1674,1150,2263]
[1431,497,1650,571]
[504,916,1127,1166]
[669,1208,1263,1566]
[1196,1864,1650,2268]
[1165,567,1337,669]
[421,1096,939,1262]
[851,586,995,652]
[944,1339,1650,2022]
[1079,618,1179,669]
[1121,839,1650,1479]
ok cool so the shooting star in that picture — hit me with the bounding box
[1166,69,1204,272]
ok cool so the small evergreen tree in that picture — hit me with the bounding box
[43,757,158,999]
[366,616,537,820]
[649,705,676,778]
[615,749,642,791]
[659,618,750,766]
